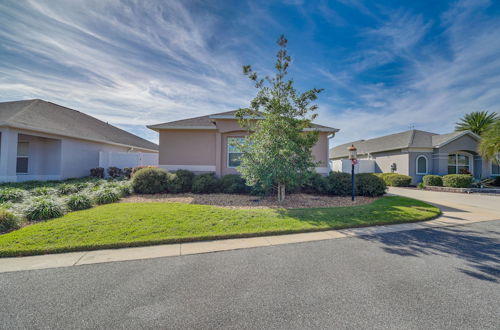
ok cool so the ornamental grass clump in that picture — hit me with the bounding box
[57,184,80,195]
[30,187,56,196]
[24,197,65,221]
[94,189,120,205]
[66,194,93,211]
[0,188,25,203]
[0,208,21,233]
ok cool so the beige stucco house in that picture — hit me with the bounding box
[148,110,338,176]
[0,99,158,182]
[330,129,499,184]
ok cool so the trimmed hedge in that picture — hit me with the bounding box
[443,174,473,188]
[192,173,220,194]
[107,167,123,178]
[423,175,443,187]
[174,169,195,193]
[356,173,387,197]
[132,167,170,194]
[302,173,330,195]
[376,173,412,187]
[220,174,249,194]
[326,172,352,196]
[90,167,104,178]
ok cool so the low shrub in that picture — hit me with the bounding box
[220,174,249,194]
[94,189,120,204]
[417,182,425,189]
[443,174,473,188]
[107,167,123,178]
[0,188,24,203]
[123,167,133,179]
[66,194,93,211]
[57,184,79,195]
[492,176,500,187]
[326,172,352,196]
[90,167,105,178]
[423,175,443,187]
[117,183,132,197]
[302,173,330,195]
[25,197,64,221]
[131,166,157,176]
[132,167,169,194]
[174,169,195,193]
[355,173,387,197]
[192,173,220,194]
[377,173,412,187]
[30,187,56,196]
[0,208,20,233]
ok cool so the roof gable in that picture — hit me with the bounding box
[0,99,158,151]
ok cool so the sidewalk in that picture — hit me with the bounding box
[1,203,497,273]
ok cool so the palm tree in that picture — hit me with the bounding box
[455,111,498,136]
[479,119,500,163]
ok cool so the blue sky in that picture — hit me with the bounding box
[1,0,499,147]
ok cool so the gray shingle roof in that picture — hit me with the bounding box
[329,129,480,159]
[148,110,338,132]
[0,99,158,151]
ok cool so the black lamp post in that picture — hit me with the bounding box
[347,144,358,201]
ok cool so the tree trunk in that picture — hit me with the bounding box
[277,183,286,202]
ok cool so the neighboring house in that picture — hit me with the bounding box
[330,129,499,184]
[0,99,158,182]
[148,110,338,176]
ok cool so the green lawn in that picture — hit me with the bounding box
[0,196,440,257]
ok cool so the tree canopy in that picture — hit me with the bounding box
[478,118,500,164]
[236,35,323,201]
[455,111,498,136]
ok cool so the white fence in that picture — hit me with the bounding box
[99,151,158,170]
[330,159,375,174]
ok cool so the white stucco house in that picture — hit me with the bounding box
[0,99,158,182]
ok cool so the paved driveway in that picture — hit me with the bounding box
[1,220,499,329]
[388,187,500,222]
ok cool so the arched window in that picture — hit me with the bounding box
[416,155,428,175]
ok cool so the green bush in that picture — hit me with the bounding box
[355,173,387,197]
[192,173,220,194]
[423,175,443,187]
[302,173,329,195]
[66,194,93,211]
[94,189,120,204]
[30,187,56,196]
[443,174,473,188]
[0,188,24,203]
[220,174,249,194]
[131,166,157,176]
[107,167,123,178]
[25,197,64,221]
[57,184,79,195]
[0,208,20,233]
[132,167,170,194]
[117,183,132,197]
[377,173,412,187]
[174,169,195,192]
[417,182,425,189]
[90,167,105,178]
[123,167,133,179]
[326,172,352,196]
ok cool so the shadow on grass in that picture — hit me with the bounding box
[358,225,500,282]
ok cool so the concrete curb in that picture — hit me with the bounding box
[0,215,496,274]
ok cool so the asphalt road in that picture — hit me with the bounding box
[1,220,499,330]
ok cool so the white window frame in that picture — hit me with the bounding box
[16,141,29,174]
[447,152,473,175]
[227,137,245,168]
[415,155,428,175]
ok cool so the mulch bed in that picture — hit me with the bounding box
[121,193,377,209]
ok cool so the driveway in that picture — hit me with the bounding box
[388,187,500,222]
[1,220,499,329]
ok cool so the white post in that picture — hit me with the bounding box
[0,128,18,182]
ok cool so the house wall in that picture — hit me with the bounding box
[371,150,410,176]
[157,120,332,176]
[408,152,433,184]
[158,129,216,172]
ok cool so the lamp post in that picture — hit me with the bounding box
[347,144,358,201]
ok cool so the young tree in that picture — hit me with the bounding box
[236,35,323,202]
[478,118,500,163]
[455,111,498,136]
